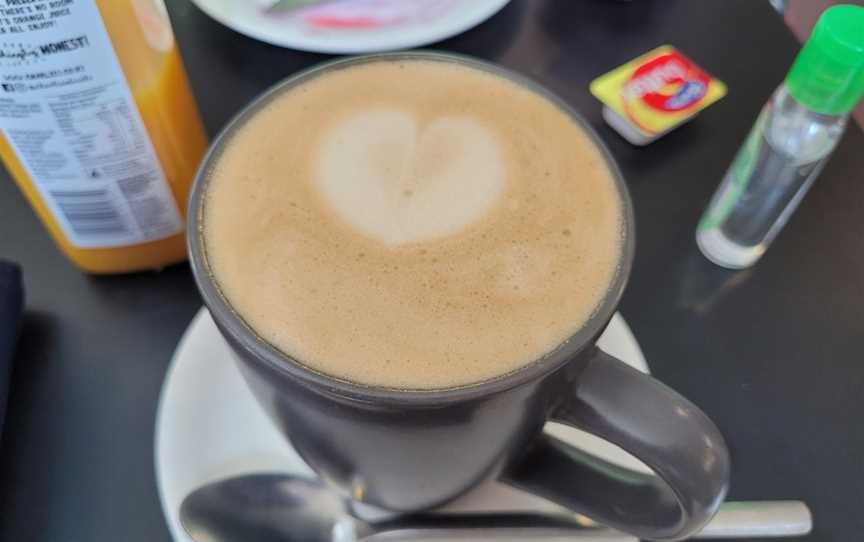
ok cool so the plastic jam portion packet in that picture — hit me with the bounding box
[590,45,727,145]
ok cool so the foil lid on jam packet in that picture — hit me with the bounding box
[590,45,727,145]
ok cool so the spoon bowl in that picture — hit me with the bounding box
[181,474,351,542]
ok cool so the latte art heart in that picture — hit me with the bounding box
[314,108,505,245]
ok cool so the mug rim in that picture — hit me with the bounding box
[187,51,636,405]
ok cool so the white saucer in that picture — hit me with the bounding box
[155,309,649,541]
[188,0,511,54]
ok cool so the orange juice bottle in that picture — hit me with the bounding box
[0,0,208,273]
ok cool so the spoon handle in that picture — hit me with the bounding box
[365,512,635,540]
[696,500,812,538]
[362,501,811,541]
[365,526,634,541]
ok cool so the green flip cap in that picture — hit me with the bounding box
[786,4,864,115]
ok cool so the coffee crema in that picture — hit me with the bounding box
[203,59,623,389]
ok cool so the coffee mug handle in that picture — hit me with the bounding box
[502,348,730,541]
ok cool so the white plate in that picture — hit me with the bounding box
[188,0,512,53]
[155,308,648,541]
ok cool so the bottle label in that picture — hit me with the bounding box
[0,0,182,248]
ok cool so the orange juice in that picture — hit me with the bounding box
[0,0,207,273]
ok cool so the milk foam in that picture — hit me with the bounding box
[204,59,623,389]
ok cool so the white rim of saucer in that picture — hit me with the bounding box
[187,0,512,53]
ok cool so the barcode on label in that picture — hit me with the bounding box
[48,189,129,237]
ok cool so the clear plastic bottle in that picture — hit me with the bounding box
[697,5,864,269]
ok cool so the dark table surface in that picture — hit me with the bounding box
[2,0,862,540]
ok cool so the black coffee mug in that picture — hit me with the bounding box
[188,52,729,542]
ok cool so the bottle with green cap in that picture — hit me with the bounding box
[697,4,864,269]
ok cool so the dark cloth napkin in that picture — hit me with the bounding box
[0,261,22,440]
